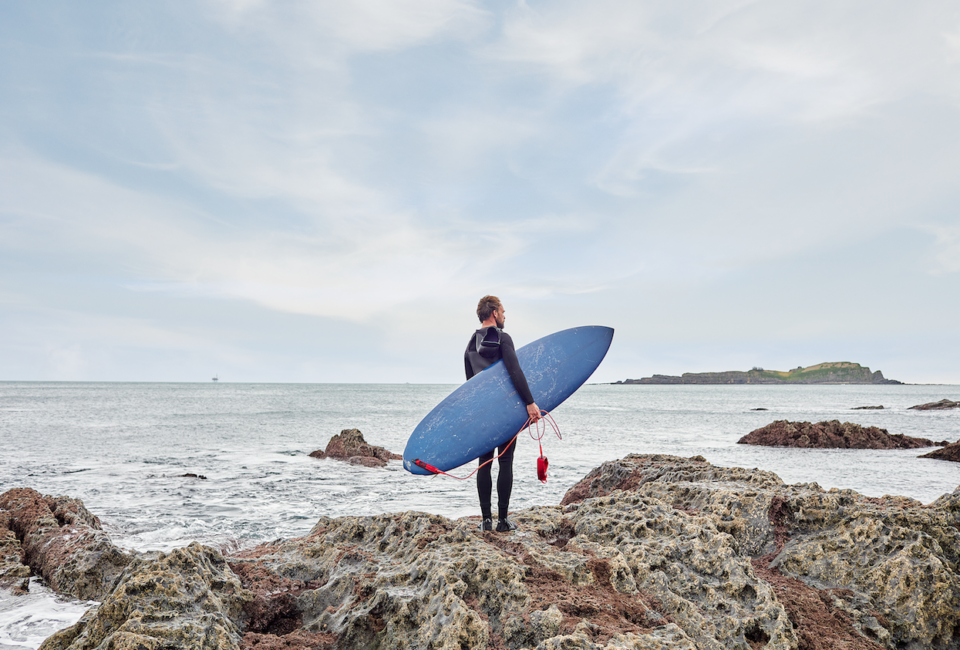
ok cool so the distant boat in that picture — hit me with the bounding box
[212,375,219,382]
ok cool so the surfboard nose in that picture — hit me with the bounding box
[404,457,432,475]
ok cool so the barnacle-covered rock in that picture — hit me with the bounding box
[40,542,250,650]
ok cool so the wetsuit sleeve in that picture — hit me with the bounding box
[499,332,535,405]
[464,337,476,380]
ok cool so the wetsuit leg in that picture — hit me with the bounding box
[496,442,515,521]
[477,450,494,520]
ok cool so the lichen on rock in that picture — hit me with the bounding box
[563,454,960,649]
[7,453,960,650]
[40,542,251,650]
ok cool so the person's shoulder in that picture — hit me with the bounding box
[499,330,516,345]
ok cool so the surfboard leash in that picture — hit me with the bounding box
[413,410,561,482]
[413,434,518,480]
[527,411,561,483]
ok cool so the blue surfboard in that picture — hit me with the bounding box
[403,326,614,475]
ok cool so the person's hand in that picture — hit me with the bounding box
[527,403,542,422]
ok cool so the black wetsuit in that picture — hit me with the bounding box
[464,327,535,522]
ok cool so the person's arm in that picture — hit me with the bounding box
[499,333,540,420]
[464,337,476,380]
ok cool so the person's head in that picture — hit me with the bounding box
[477,295,505,328]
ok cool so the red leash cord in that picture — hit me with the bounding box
[413,410,561,481]
[528,412,561,483]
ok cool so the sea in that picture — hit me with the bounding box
[1,381,959,648]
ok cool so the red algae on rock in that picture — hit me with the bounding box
[737,419,941,449]
[909,399,960,410]
[920,441,960,462]
[0,488,133,600]
[308,428,401,468]
[8,453,960,650]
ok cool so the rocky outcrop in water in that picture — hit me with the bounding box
[0,488,134,600]
[308,428,402,468]
[852,406,884,410]
[737,420,944,449]
[909,399,960,411]
[5,454,960,650]
[920,442,960,463]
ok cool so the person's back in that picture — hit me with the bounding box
[464,295,540,532]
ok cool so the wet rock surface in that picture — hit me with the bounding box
[0,488,134,600]
[909,399,960,411]
[309,428,402,468]
[737,420,943,449]
[920,442,960,462]
[6,454,960,649]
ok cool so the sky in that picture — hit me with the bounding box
[1,1,959,384]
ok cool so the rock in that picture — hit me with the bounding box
[0,511,32,587]
[750,561,887,650]
[309,429,401,468]
[920,442,960,462]
[908,399,960,411]
[347,456,389,468]
[562,454,960,649]
[737,420,939,449]
[18,455,960,649]
[41,542,251,650]
[223,507,742,649]
[852,405,884,410]
[752,408,769,411]
[0,488,135,600]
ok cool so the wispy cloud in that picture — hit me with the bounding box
[2,0,959,381]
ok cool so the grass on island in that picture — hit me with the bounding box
[748,362,866,383]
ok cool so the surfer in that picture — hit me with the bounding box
[465,295,541,532]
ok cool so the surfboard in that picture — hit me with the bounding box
[403,326,614,475]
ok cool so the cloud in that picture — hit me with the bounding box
[0,148,599,323]
[487,0,960,202]
[209,0,491,54]
[921,223,960,275]
[2,0,959,381]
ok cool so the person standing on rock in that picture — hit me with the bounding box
[464,295,541,532]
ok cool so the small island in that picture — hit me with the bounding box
[614,361,901,385]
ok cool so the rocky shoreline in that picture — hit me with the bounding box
[3,455,960,649]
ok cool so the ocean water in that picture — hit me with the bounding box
[2,381,959,648]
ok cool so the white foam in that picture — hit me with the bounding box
[0,579,96,650]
